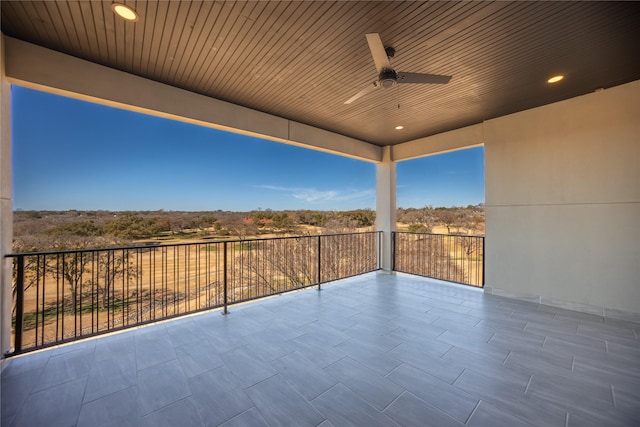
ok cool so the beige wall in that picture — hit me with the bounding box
[485,80,640,319]
[1,37,13,364]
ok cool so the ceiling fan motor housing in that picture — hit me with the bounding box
[379,69,398,88]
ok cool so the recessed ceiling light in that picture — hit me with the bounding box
[112,3,138,21]
[395,125,404,130]
[547,75,564,84]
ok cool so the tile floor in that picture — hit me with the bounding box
[1,272,639,426]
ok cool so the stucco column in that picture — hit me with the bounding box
[1,37,13,357]
[376,146,396,272]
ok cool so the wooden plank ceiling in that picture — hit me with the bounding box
[2,1,639,146]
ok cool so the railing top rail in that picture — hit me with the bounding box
[5,230,382,257]
[394,231,485,238]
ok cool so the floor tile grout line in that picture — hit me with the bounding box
[451,367,467,387]
[523,374,533,395]
[610,385,616,407]
[464,399,482,425]
[381,389,407,412]
[217,406,260,427]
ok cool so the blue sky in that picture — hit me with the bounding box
[12,87,484,211]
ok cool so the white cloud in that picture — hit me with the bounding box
[256,185,374,204]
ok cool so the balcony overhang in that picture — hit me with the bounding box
[2,36,383,163]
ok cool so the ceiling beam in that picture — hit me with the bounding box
[393,123,484,162]
[2,36,382,163]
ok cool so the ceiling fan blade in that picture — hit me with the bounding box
[365,33,391,73]
[397,72,452,84]
[344,81,379,104]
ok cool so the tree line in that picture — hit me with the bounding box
[13,205,483,253]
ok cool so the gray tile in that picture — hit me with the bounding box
[524,318,579,336]
[315,307,361,330]
[386,363,478,423]
[605,339,640,360]
[287,334,346,368]
[542,333,607,357]
[261,318,305,341]
[77,386,140,427]
[436,330,509,361]
[391,336,453,358]
[84,350,137,403]
[454,368,567,427]
[572,359,640,395]
[343,324,405,352]
[487,329,546,352]
[11,377,86,427]
[554,311,606,325]
[200,325,249,354]
[218,407,269,427]
[137,359,191,416]
[441,344,505,370]
[243,329,295,361]
[348,311,401,333]
[567,406,639,427]
[6,272,639,427]
[0,367,41,419]
[219,314,267,337]
[1,349,51,379]
[467,400,533,427]
[387,343,462,384]
[175,340,224,378]
[134,323,168,342]
[324,356,403,410]
[134,334,177,371]
[141,397,204,427]
[245,374,325,427]
[526,371,614,412]
[474,316,528,334]
[504,348,573,376]
[573,350,640,381]
[614,387,640,413]
[32,346,95,392]
[454,365,530,401]
[188,366,253,427]
[238,304,278,322]
[93,331,135,361]
[298,320,352,346]
[270,351,338,400]
[50,339,97,356]
[383,391,465,427]
[577,322,637,341]
[219,345,277,389]
[165,319,206,347]
[312,383,400,427]
[384,322,447,345]
[335,337,402,376]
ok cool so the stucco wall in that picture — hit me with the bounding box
[485,80,640,319]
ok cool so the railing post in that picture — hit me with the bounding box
[482,236,485,287]
[223,241,229,315]
[317,235,322,291]
[391,232,396,271]
[14,255,25,354]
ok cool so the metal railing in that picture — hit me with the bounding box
[7,231,381,355]
[393,232,484,287]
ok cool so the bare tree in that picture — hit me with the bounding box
[95,249,138,310]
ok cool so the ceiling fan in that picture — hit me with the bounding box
[344,33,452,105]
